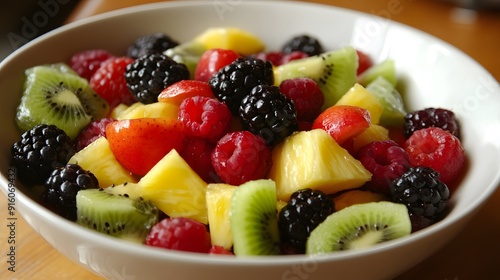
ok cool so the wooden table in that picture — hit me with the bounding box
[1,0,499,279]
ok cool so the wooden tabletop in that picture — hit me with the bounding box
[1,0,499,279]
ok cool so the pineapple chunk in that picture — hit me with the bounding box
[193,27,265,55]
[116,102,179,120]
[268,129,372,201]
[206,183,237,249]
[335,83,383,125]
[333,189,389,211]
[351,124,390,152]
[109,103,130,119]
[68,137,137,188]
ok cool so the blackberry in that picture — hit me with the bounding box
[282,35,324,57]
[239,85,298,146]
[278,188,335,254]
[11,124,75,185]
[127,33,179,59]
[390,166,450,231]
[209,57,274,115]
[403,107,460,139]
[43,163,99,221]
[125,53,189,104]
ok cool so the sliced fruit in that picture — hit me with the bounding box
[109,103,134,119]
[366,76,407,127]
[68,136,137,188]
[194,48,240,82]
[358,59,397,87]
[158,80,215,106]
[115,101,179,120]
[106,149,208,224]
[335,83,383,125]
[230,179,280,256]
[306,201,411,254]
[351,124,390,153]
[356,49,373,75]
[16,64,110,139]
[268,129,372,201]
[105,118,185,176]
[312,105,371,145]
[333,189,389,211]
[206,183,238,250]
[193,27,265,56]
[76,188,159,243]
[274,46,358,110]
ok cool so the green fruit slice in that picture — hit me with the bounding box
[164,41,206,79]
[358,59,397,87]
[76,189,159,243]
[274,46,358,110]
[230,179,280,256]
[306,201,411,254]
[366,76,407,127]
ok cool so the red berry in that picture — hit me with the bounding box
[280,51,308,65]
[208,245,234,255]
[405,127,465,186]
[90,57,136,108]
[279,78,324,122]
[356,50,373,76]
[252,51,284,66]
[178,96,233,143]
[69,49,114,80]
[145,217,212,253]
[195,48,239,82]
[357,140,412,194]
[180,137,219,183]
[211,131,272,185]
[75,117,115,151]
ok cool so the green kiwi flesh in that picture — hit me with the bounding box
[230,179,280,256]
[16,64,110,139]
[366,76,407,127]
[358,59,397,87]
[274,46,358,110]
[76,188,159,243]
[306,201,411,254]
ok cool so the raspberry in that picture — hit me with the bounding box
[279,77,324,122]
[42,163,99,221]
[11,124,75,185]
[180,137,219,183]
[390,166,450,231]
[405,127,465,185]
[75,117,115,151]
[69,49,114,80]
[126,33,179,59]
[250,51,308,66]
[178,96,232,143]
[145,217,212,253]
[208,246,234,255]
[211,131,272,185]
[278,188,335,253]
[280,51,309,64]
[125,53,190,104]
[209,57,274,115]
[282,35,324,56]
[403,107,460,139]
[239,85,298,146]
[357,140,412,194]
[356,49,373,75]
[90,57,136,108]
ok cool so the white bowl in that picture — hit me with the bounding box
[1,1,500,279]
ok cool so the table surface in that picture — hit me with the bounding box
[1,0,499,279]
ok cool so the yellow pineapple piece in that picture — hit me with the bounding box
[333,189,389,211]
[351,124,390,152]
[335,83,384,125]
[68,137,137,188]
[268,129,372,201]
[276,200,287,214]
[116,102,179,120]
[109,103,130,119]
[193,27,265,55]
[206,183,237,249]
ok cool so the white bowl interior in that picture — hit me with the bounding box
[1,1,500,279]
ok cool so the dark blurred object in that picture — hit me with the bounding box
[442,0,500,10]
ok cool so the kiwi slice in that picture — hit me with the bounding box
[366,76,407,127]
[16,64,110,139]
[76,188,159,243]
[230,179,280,256]
[306,201,411,254]
[274,46,358,110]
[358,59,397,87]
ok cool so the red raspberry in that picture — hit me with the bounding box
[75,117,115,151]
[208,246,234,255]
[90,57,136,108]
[180,137,219,183]
[279,78,324,122]
[356,49,373,75]
[178,96,233,143]
[405,127,465,186]
[145,217,212,253]
[280,51,308,64]
[211,131,272,185]
[252,51,284,66]
[357,140,412,194]
[69,49,114,80]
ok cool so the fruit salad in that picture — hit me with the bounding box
[9,27,466,256]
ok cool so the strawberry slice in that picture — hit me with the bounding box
[158,80,215,106]
[194,48,239,82]
[106,118,186,176]
[356,50,373,76]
